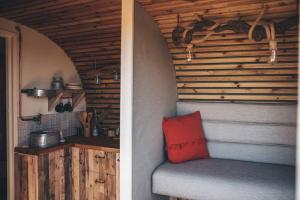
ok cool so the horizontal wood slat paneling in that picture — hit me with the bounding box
[178,95,297,101]
[138,0,299,103]
[178,88,298,94]
[0,0,121,128]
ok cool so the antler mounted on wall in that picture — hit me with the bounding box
[172,5,298,64]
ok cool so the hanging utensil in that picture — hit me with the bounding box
[82,112,88,122]
[80,111,93,137]
[172,14,185,46]
[55,100,65,113]
[94,59,101,85]
[114,71,119,81]
[87,112,93,123]
[64,98,73,112]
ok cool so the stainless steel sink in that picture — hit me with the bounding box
[29,130,60,148]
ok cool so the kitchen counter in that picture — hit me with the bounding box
[15,135,120,155]
[15,135,120,200]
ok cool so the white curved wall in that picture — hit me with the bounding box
[0,17,86,116]
[132,3,177,200]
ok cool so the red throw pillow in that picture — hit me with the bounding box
[162,111,209,163]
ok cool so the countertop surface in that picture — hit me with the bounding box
[15,135,120,155]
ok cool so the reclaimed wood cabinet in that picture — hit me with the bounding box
[71,147,120,200]
[15,146,119,200]
[15,148,70,200]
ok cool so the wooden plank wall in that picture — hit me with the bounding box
[138,0,299,102]
[0,0,121,128]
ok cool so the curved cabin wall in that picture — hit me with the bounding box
[139,0,298,103]
[0,17,85,116]
[132,2,177,200]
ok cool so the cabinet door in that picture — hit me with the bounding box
[86,149,106,200]
[15,153,38,200]
[71,147,106,200]
[49,149,66,200]
[71,147,119,200]
[38,148,68,200]
[70,147,82,200]
[105,152,119,200]
[15,148,69,200]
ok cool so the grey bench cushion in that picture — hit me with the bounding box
[152,159,295,200]
[177,102,296,165]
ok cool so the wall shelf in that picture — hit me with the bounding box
[48,89,85,111]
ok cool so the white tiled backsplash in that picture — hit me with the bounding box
[18,112,82,146]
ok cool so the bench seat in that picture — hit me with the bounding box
[152,158,295,200]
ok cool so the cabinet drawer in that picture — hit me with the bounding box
[88,150,117,176]
[87,149,106,175]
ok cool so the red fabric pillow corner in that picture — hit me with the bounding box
[162,111,209,163]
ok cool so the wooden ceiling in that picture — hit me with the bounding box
[138,0,299,102]
[0,0,121,128]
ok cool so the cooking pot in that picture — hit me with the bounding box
[29,130,60,148]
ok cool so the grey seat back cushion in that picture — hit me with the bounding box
[176,102,296,165]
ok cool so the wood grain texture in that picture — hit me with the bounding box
[15,149,69,200]
[116,153,120,200]
[49,151,56,199]
[15,145,119,200]
[71,147,80,200]
[27,155,38,200]
[106,174,116,200]
[64,148,72,200]
[70,147,118,200]
[14,153,21,200]
[14,153,37,200]
[57,149,66,200]
[79,148,86,200]
[138,0,299,102]
[21,155,29,200]
[38,153,50,200]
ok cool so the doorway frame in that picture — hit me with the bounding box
[120,0,134,199]
[0,27,19,200]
